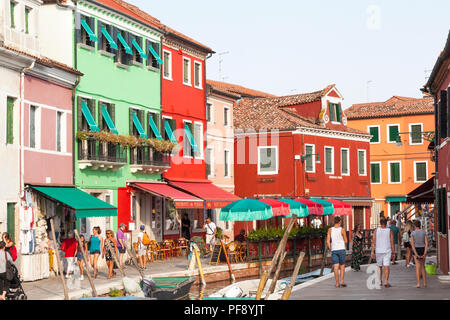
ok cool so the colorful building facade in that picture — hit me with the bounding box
[346,96,435,221]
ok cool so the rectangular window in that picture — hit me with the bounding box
[30,105,37,148]
[224,150,230,177]
[183,121,193,158]
[388,124,400,143]
[389,202,401,219]
[206,103,212,123]
[368,126,380,143]
[115,30,131,66]
[148,41,161,69]
[304,144,315,173]
[414,161,427,183]
[10,1,16,28]
[258,146,278,175]
[324,147,334,174]
[79,15,96,47]
[370,162,381,184]
[329,103,342,122]
[6,97,15,144]
[389,161,401,184]
[130,108,145,138]
[148,112,161,139]
[224,107,230,127]
[56,111,62,152]
[98,22,117,53]
[410,124,423,145]
[194,61,202,88]
[25,7,31,34]
[358,150,366,175]
[163,50,172,79]
[341,148,349,175]
[183,57,191,85]
[193,122,203,159]
[78,97,97,132]
[163,117,176,143]
[131,35,144,64]
[206,148,213,177]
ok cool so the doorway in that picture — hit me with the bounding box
[354,207,364,229]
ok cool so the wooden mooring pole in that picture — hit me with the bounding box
[50,218,69,300]
[281,252,305,300]
[264,251,287,300]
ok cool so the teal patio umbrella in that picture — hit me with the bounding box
[278,198,309,218]
[310,198,335,215]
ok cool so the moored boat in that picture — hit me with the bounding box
[141,276,196,300]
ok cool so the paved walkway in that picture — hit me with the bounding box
[290,257,450,300]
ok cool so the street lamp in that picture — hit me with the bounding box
[301,153,321,163]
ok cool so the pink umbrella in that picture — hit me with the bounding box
[258,199,291,217]
[293,198,324,216]
[325,199,352,216]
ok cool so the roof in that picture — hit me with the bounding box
[0,43,82,76]
[424,30,450,94]
[261,84,336,108]
[345,96,434,120]
[206,80,276,98]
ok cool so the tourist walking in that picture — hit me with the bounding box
[402,221,414,267]
[137,225,149,269]
[351,224,363,271]
[2,233,17,262]
[0,241,14,300]
[203,218,217,253]
[389,220,400,265]
[371,218,395,288]
[104,230,118,279]
[410,220,429,288]
[326,216,348,288]
[116,224,127,269]
[60,231,77,278]
[76,235,88,280]
[89,227,103,279]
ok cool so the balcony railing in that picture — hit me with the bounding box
[130,146,171,174]
[78,138,127,171]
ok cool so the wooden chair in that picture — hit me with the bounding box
[149,240,165,261]
[161,240,172,259]
[227,241,239,264]
[238,243,247,263]
[177,238,189,256]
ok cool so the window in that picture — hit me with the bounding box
[56,111,62,152]
[304,144,315,173]
[25,7,31,34]
[30,105,37,148]
[224,149,230,177]
[358,150,367,175]
[224,107,230,127]
[98,21,117,54]
[194,61,202,88]
[341,148,349,175]
[148,112,161,139]
[163,117,176,142]
[78,14,96,47]
[414,161,427,183]
[163,50,172,79]
[131,195,136,222]
[131,35,144,64]
[206,103,213,123]
[129,108,145,138]
[183,57,191,85]
[193,122,203,159]
[258,146,278,175]
[387,124,400,143]
[409,123,423,145]
[183,121,193,158]
[6,97,15,144]
[389,202,401,218]
[148,41,161,69]
[329,103,342,122]
[370,162,381,184]
[324,146,334,174]
[78,97,97,132]
[368,126,380,143]
[389,161,401,184]
[206,147,214,177]
[10,1,16,29]
[115,29,132,66]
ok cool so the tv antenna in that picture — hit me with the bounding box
[218,51,229,81]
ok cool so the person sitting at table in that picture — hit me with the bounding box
[234,229,246,243]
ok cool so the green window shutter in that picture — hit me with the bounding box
[164,119,177,143]
[7,203,16,244]
[25,7,30,34]
[389,125,399,142]
[6,97,14,144]
[305,145,313,172]
[335,104,342,122]
[77,97,83,131]
[132,111,148,139]
[80,17,98,42]
[391,162,400,183]
[129,109,133,136]
[410,125,422,144]
[98,101,104,131]
[149,113,162,140]
[10,2,15,28]
[371,163,380,183]
[325,148,332,173]
[110,104,116,130]
[329,103,336,122]
[416,162,427,182]
[81,100,99,132]
[102,105,118,134]
[369,127,379,143]
[358,151,365,175]
[341,149,348,174]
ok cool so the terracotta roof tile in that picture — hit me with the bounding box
[206,80,276,98]
[264,84,336,108]
[346,96,434,119]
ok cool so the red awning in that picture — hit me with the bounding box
[293,198,324,216]
[325,199,352,216]
[258,199,290,217]
[131,183,204,209]
[167,180,241,209]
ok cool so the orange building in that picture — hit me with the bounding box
[346,96,434,223]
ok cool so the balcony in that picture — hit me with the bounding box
[130,146,171,174]
[78,138,127,171]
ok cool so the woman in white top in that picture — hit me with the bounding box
[327,216,348,288]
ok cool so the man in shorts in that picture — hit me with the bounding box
[371,218,395,287]
[137,225,148,269]
[203,218,216,253]
[326,216,348,288]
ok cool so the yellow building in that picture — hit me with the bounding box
[346,96,434,223]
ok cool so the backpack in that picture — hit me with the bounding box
[142,232,151,245]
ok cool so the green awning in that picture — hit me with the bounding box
[117,33,132,55]
[164,119,177,143]
[386,196,406,202]
[101,26,118,50]
[80,18,98,42]
[31,186,117,219]
[184,123,199,153]
[102,105,118,134]
[132,112,148,139]
[148,43,163,64]
[132,38,147,59]
[149,114,162,140]
[81,101,99,132]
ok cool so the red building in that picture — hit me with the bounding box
[422,31,450,275]
[233,85,373,236]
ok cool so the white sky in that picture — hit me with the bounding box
[127,0,449,108]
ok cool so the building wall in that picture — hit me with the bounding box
[23,74,73,186]
[347,113,435,217]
